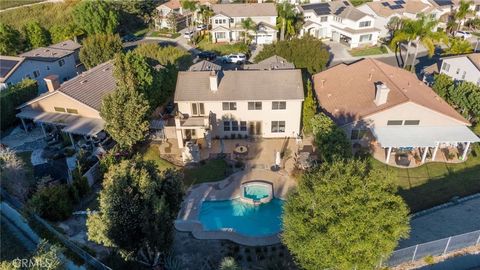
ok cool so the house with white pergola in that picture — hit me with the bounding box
[313,58,480,167]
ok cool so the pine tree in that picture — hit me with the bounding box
[302,79,317,135]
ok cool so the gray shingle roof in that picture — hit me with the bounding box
[57,61,116,111]
[19,47,74,62]
[189,60,222,71]
[243,55,295,70]
[174,69,304,102]
[212,3,277,17]
[48,40,81,52]
[302,1,368,21]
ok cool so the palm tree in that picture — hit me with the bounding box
[219,257,240,270]
[454,0,474,31]
[277,2,296,41]
[390,18,416,68]
[444,37,474,55]
[199,5,214,28]
[181,0,197,29]
[241,17,257,44]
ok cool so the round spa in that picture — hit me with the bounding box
[240,181,273,204]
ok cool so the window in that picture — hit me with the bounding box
[229,18,234,23]
[272,101,286,110]
[222,102,236,110]
[248,101,262,110]
[404,120,420,125]
[462,71,466,80]
[46,66,50,70]
[215,32,226,39]
[223,121,231,131]
[58,59,65,67]
[442,62,450,72]
[456,68,460,75]
[359,21,371,28]
[232,121,239,131]
[66,108,78,114]
[240,121,247,131]
[351,129,367,140]
[271,121,286,133]
[320,16,328,22]
[33,70,40,78]
[54,107,66,113]
[334,16,342,22]
[387,120,403,125]
[359,34,372,42]
[191,103,205,116]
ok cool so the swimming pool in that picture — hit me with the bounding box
[199,198,283,237]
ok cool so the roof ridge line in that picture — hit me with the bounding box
[370,58,410,101]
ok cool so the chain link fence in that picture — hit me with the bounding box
[1,188,111,270]
[385,230,480,266]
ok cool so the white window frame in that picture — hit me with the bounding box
[271,121,286,133]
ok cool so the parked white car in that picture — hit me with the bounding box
[454,31,472,39]
[184,30,196,39]
[223,53,247,64]
[196,24,206,31]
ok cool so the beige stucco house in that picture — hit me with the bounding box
[313,58,479,165]
[171,68,304,148]
[16,61,115,144]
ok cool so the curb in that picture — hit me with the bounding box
[411,193,480,219]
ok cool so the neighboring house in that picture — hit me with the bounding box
[48,40,82,65]
[189,60,222,71]
[154,0,218,30]
[171,69,304,148]
[243,55,295,70]
[210,3,278,44]
[0,40,80,93]
[16,61,116,145]
[313,58,479,164]
[438,53,480,85]
[357,0,437,38]
[299,1,380,48]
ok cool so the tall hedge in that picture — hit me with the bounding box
[0,79,38,131]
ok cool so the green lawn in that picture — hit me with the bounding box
[149,30,181,39]
[349,0,372,6]
[349,45,388,57]
[183,159,231,187]
[138,143,177,171]
[197,39,249,55]
[0,0,43,10]
[369,145,480,212]
[0,219,31,261]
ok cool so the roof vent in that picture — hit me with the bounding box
[374,82,390,106]
[80,80,88,84]
[321,79,326,88]
[35,53,40,56]
[327,93,332,98]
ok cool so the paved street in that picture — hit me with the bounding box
[417,254,480,270]
[398,196,480,249]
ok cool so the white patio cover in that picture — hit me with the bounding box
[372,126,480,148]
[17,110,105,137]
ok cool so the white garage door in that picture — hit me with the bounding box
[255,34,273,44]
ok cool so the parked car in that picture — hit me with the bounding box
[196,24,207,31]
[223,53,247,64]
[198,51,217,61]
[184,30,196,39]
[454,31,472,39]
[122,34,138,42]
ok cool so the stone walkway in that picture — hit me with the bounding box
[175,168,296,246]
[1,126,46,151]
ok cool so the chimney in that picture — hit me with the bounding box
[374,83,390,106]
[44,75,60,92]
[209,71,218,92]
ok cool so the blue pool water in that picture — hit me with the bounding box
[243,184,270,200]
[199,198,283,237]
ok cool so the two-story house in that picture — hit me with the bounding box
[210,3,278,44]
[299,1,380,48]
[0,40,79,93]
[155,0,190,30]
[439,53,480,85]
[313,58,479,166]
[171,69,304,148]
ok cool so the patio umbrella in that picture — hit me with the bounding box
[275,151,281,167]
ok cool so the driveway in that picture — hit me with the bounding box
[398,195,480,249]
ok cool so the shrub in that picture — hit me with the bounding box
[0,79,38,131]
[29,184,73,221]
[424,255,435,264]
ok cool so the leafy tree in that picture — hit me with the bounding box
[1,79,38,131]
[86,159,183,266]
[444,37,473,55]
[255,36,330,74]
[448,81,480,122]
[134,43,192,69]
[73,0,119,35]
[0,148,29,202]
[386,16,403,37]
[0,240,64,270]
[432,73,453,100]
[302,79,317,135]
[277,2,297,41]
[310,113,352,162]
[79,33,123,69]
[0,23,22,55]
[219,257,240,270]
[199,5,214,27]
[23,21,50,49]
[29,184,73,221]
[283,159,410,270]
[180,0,197,28]
[453,0,474,31]
[49,23,83,43]
[240,17,256,44]
[165,12,179,33]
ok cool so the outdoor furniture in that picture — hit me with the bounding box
[233,145,248,160]
[296,152,313,170]
[395,153,411,167]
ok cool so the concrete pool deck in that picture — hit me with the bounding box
[175,168,296,246]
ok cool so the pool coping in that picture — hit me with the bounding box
[175,169,294,246]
